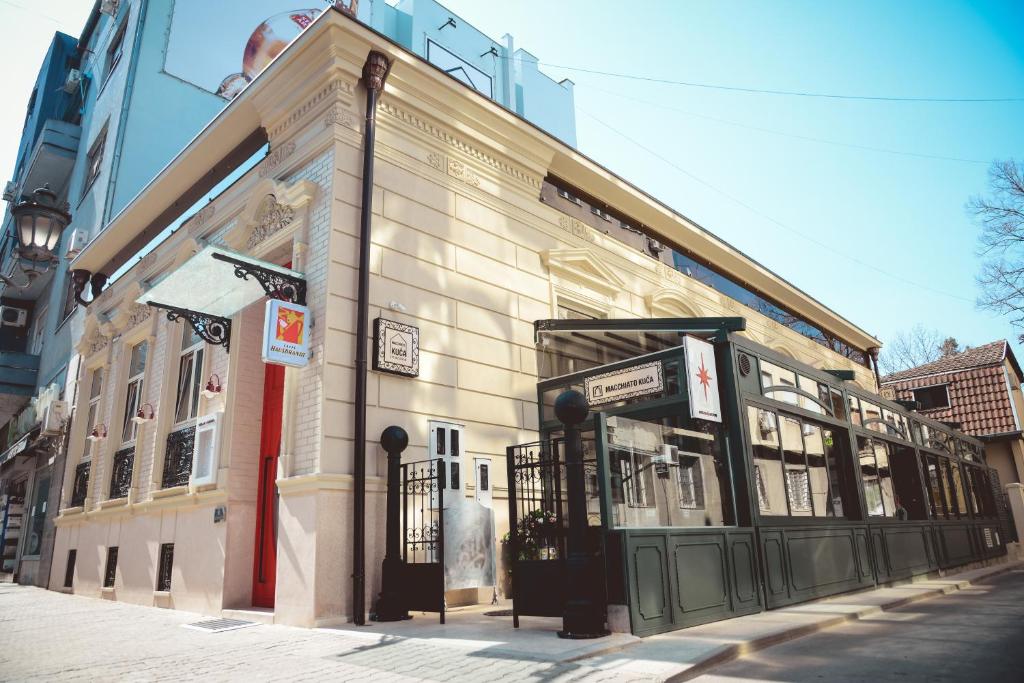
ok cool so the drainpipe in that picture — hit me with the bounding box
[352,50,391,626]
[868,346,882,390]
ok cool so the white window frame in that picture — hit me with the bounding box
[84,124,108,193]
[103,14,128,86]
[172,326,205,428]
[120,340,147,445]
[29,304,47,355]
[912,383,951,410]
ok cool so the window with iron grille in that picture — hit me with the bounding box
[677,455,705,510]
[103,546,118,588]
[156,543,174,591]
[63,549,76,588]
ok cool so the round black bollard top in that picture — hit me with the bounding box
[380,425,409,454]
[554,389,590,426]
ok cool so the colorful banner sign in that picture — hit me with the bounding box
[262,299,310,367]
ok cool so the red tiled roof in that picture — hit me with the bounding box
[882,352,1019,437]
[881,340,1007,383]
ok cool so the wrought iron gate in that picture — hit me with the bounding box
[399,458,445,622]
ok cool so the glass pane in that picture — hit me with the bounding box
[781,416,812,516]
[849,395,862,426]
[950,465,968,517]
[859,437,885,516]
[924,455,945,518]
[912,421,923,446]
[803,424,833,517]
[606,414,729,528]
[890,443,927,520]
[875,441,895,517]
[748,406,785,515]
[84,402,99,461]
[121,380,140,443]
[181,324,202,350]
[175,353,195,424]
[129,341,148,378]
[798,375,822,413]
[761,361,799,405]
[862,401,883,432]
[940,460,959,517]
[822,429,846,517]
[829,389,847,421]
[90,369,104,399]
[190,348,205,420]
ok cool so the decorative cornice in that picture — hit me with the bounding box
[268,78,355,140]
[447,158,481,187]
[259,141,297,178]
[124,303,152,330]
[557,215,597,244]
[380,100,541,190]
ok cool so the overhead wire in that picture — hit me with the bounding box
[576,106,976,304]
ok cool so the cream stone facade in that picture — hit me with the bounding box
[52,9,880,626]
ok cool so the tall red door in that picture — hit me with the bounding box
[252,363,285,607]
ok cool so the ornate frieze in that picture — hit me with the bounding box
[187,203,216,232]
[323,105,355,130]
[268,78,355,139]
[258,141,297,179]
[124,303,152,330]
[85,329,111,356]
[557,215,597,244]
[447,159,481,187]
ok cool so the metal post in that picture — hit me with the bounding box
[374,425,410,621]
[555,390,609,639]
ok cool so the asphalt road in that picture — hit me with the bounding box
[692,568,1024,683]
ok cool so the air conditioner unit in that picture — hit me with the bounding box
[2,181,16,202]
[0,306,28,328]
[99,0,119,17]
[63,69,82,94]
[191,413,222,487]
[40,400,67,436]
[64,229,89,260]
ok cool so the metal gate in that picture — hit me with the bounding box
[400,458,445,622]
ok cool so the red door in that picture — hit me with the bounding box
[252,363,285,607]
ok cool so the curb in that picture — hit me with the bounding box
[660,559,1024,682]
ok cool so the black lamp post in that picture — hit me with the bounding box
[554,390,609,639]
[2,184,70,289]
[374,424,411,622]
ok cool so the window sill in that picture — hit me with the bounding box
[152,485,188,500]
[153,590,171,599]
[60,506,85,516]
[99,497,128,509]
[100,586,115,594]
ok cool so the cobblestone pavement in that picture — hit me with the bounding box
[0,585,654,682]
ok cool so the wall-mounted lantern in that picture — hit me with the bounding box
[202,374,223,399]
[87,423,107,442]
[132,403,155,425]
[2,184,71,289]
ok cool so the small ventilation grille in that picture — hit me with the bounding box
[183,618,256,633]
[738,354,752,377]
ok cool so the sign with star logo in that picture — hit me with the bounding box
[683,335,722,422]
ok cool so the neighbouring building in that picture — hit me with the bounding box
[1,0,573,587]
[44,6,1008,637]
[882,340,1024,543]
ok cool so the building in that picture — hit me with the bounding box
[44,7,1008,636]
[0,0,573,587]
[882,340,1024,542]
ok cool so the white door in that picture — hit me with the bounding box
[428,421,464,508]
[474,457,493,508]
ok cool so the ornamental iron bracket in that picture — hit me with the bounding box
[211,252,306,305]
[146,301,231,351]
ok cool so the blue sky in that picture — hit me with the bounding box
[2,1,1023,360]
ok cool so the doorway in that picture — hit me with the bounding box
[252,363,285,607]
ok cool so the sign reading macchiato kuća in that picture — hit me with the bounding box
[683,335,722,422]
[373,318,419,377]
[584,361,664,406]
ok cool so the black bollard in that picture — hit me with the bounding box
[555,390,610,639]
[373,425,411,621]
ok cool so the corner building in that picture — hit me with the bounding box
[51,8,1008,632]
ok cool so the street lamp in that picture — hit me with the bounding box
[2,184,70,289]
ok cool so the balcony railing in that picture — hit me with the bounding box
[70,461,90,507]
[109,447,135,500]
[162,426,195,489]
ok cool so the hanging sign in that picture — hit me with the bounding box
[373,318,419,377]
[584,361,664,406]
[262,299,310,367]
[683,335,722,422]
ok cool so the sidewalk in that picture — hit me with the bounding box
[0,558,1018,681]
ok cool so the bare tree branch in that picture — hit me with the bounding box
[878,325,963,375]
[971,160,1024,327]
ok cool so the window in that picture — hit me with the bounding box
[913,385,950,410]
[173,326,204,425]
[25,475,49,556]
[859,436,926,519]
[557,188,581,205]
[29,305,47,355]
[748,407,783,513]
[848,395,862,426]
[84,369,104,461]
[677,455,704,510]
[921,454,946,518]
[754,465,770,512]
[103,546,118,588]
[760,361,799,405]
[63,549,77,588]
[84,124,108,192]
[105,16,128,83]
[590,206,611,221]
[120,341,147,444]
[156,543,174,591]
[782,416,813,516]
[60,277,78,323]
